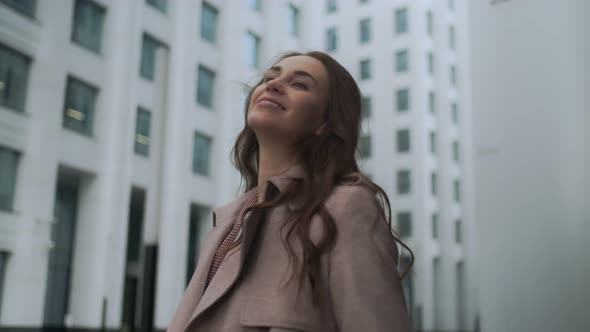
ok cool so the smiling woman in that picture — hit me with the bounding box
[167,51,413,332]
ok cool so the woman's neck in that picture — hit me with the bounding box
[257,143,296,202]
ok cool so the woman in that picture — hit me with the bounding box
[168,51,413,332]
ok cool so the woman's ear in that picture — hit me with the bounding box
[315,123,328,136]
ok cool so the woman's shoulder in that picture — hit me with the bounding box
[329,172,379,202]
[323,173,384,224]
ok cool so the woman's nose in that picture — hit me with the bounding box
[265,78,284,93]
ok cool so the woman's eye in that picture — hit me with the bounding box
[263,76,275,82]
[292,82,307,89]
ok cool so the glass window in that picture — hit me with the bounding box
[0,251,8,317]
[452,103,459,123]
[360,18,370,43]
[432,214,438,239]
[454,179,461,202]
[201,2,218,44]
[453,141,459,161]
[428,52,434,75]
[429,91,435,113]
[71,0,106,53]
[361,96,371,119]
[134,107,151,156]
[193,132,212,176]
[395,49,409,72]
[450,65,457,86]
[326,0,337,13]
[288,4,299,37]
[0,43,31,112]
[431,172,437,195]
[397,170,411,194]
[0,0,36,18]
[358,135,371,158]
[430,131,436,154]
[197,65,215,108]
[395,8,408,34]
[427,11,433,36]
[455,219,462,243]
[449,25,456,49]
[396,129,410,153]
[396,88,409,111]
[0,147,18,211]
[140,34,161,80]
[186,204,210,285]
[398,212,412,238]
[245,31,260,69]
[326,28,337,52]
[248,0,261,11]
[360,59,371,80]
[63,76,98,135]
[146,0,166,13]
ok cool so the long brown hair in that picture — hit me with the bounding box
[232,51,414,302]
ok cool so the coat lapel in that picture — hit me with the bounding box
[183,188,258,329]
[182,165,304,330]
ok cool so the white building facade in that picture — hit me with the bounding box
[0,0,476,331]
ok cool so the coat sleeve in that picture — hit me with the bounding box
[327,187,411,332]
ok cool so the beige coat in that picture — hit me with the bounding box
[167,168,410,332]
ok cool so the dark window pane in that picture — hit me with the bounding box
[327,0,337,13]
[0,43,31,112]
[396,49,409,72]
[427,11,433,36]
[146,0,166,13]
[63,76,98,135]
[429,92,435,113]
[395,8,408,34]
[397,170,411,194]
[396,89,409,111]
[360,59,371,80]
[0,147,18,211]
[358,135,371,158]
[71,0,106,53]
[193,133,212,175]
[397,129,410,152]
[361,96,371,119]
[432,214,438,238]
[197,65,215,108]
[326,28,337,51]
[288,4,299,37]
[431,172,437,195]
[0,0,36,18]
[201,2,218,43]
[398,212,412,237]
[140,34,161,80]
[430,132,436,154]
[134,108,151,156]
[245,31,260,69]
[360,18,370,43]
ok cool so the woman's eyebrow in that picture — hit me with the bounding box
[267,66,318,86]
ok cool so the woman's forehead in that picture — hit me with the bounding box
[270,55,329,86]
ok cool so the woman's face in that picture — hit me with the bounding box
[247,55,330,145]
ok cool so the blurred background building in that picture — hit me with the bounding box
[470,0,590,331]
[4,0,585,332]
